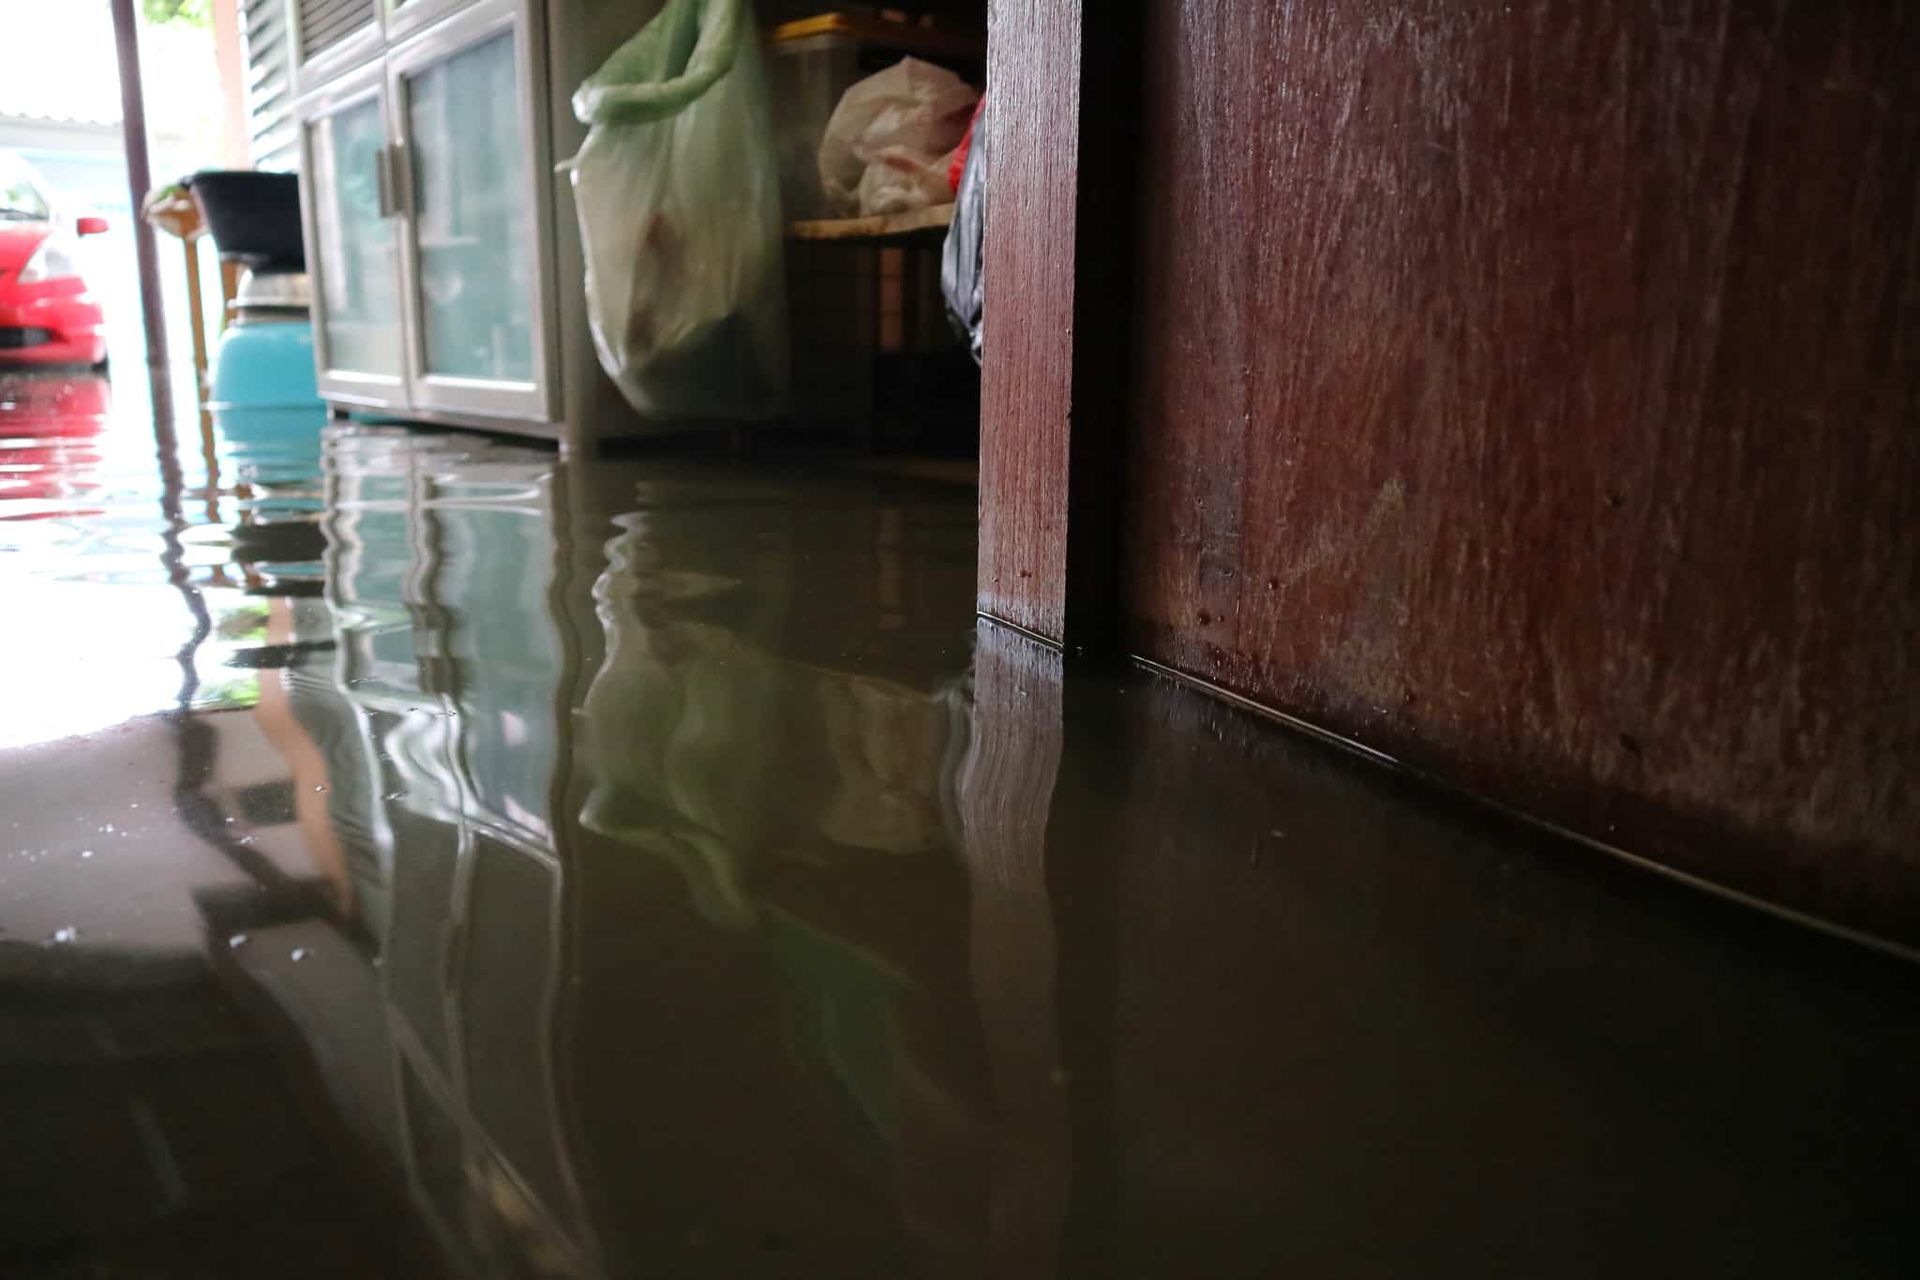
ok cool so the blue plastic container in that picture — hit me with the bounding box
[207,310,325,450]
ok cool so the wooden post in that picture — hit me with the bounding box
[220,260,242,324]
[182,236,211,401]
[977,0,1142,653]
[143,190,215,410]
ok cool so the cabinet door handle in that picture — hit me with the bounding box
[389,140,412,218]
[374,144,395,218]
[374,144,411,219]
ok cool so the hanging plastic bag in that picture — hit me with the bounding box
[567,0,788,423]
[817,58,979,217]
[940,96,986,364]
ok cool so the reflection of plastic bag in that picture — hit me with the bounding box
[817,58,979,217]
[567,0,788,422]
[940,97,986,364]
[578,507,961,930]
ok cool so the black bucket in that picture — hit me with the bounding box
[185,171,304,272]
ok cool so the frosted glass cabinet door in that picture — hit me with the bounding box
[393,3,551,421]
[303,75,405,400]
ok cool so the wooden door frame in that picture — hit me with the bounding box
[976,0,1141,654]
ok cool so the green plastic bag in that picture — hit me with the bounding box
[567,0,788,423]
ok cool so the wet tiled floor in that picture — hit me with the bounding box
[0,369,1916,1277]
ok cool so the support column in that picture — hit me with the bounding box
[977,0,1140,652]
[110,0,174,422]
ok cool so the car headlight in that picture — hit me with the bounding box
[17,235,80,284]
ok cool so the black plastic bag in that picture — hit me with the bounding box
[940,103,986,365]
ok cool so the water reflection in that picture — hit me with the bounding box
[0,370,298,747]
[579,484,968,926]
[0,410,1915,1277]
[257,429,585,1277]
[567,470,990,1278]
[275,443,996,1276]
[0,373,107,514]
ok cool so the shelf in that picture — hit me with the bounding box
[786,203,955,245]
[770,13,986,61]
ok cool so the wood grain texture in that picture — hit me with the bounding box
[978,0,1081,638]
[1123,0,1920,942]
[978,0,1140,646]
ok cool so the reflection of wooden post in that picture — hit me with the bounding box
[199,408,222,518]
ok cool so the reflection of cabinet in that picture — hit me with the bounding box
[296,0,557,431]
[314,428,590,1269]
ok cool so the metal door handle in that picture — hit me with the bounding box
[374,144,410,218]
[388,141,412,218]
[374,144,394,217]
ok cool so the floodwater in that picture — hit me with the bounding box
[0,368,1915,1278]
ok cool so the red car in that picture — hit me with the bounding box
[0,153,108,368]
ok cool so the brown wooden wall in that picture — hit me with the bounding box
[1018,0,1920,941]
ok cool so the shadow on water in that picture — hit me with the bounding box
[0,373,1915,1277]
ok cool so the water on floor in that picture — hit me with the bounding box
[0,368,1915,1278]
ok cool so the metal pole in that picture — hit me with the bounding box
[109,0,175,427]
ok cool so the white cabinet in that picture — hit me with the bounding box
[294,0,569,437]
[388,1,557,423]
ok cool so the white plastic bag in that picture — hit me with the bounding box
[567,0,788,423]
[941,99,987,364]
[817,58,979,217]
